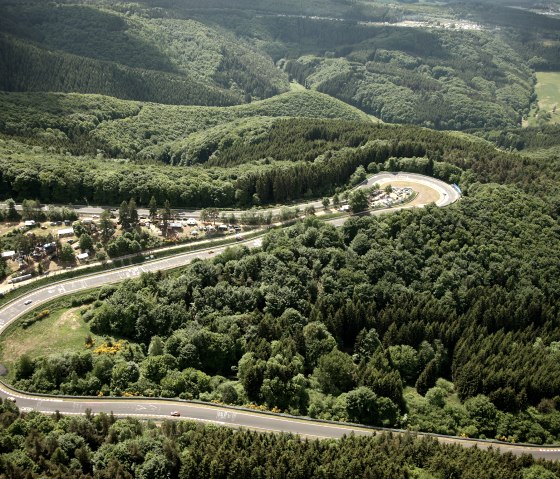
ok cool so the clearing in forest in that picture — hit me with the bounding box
[529,72,560,125]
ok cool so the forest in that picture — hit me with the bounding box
[9,173,560,443]
[278,21,533,129]
[1,0,560,472]
[0,0,553,130]
[2,400,560,479]
[0,95,551,208]
[0,2,288,105]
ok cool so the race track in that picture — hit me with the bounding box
[7,174,554,460]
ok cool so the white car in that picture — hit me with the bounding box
[24,300,33,305]
[186,218,197,226]
[6,397,16,402]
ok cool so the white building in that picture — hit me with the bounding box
[58,228,74,238]
[1,250,16,260]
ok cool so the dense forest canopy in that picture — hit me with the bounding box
[1,108,554,207]
[1,0,560,473]
[12,177,560,442]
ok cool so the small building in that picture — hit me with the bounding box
[24,220,36,227]
[1,250,16,260]
[77,252,89,262]
[58,228,74,238]
[169,222,183,230]
[8,273,32,284]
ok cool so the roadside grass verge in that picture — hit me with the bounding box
[0,292,103,380]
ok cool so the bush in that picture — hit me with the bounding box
[21,309,50,329]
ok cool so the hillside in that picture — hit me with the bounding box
[0,0,552,130]
[273,21,533,129]
[1,406,559,479]
[0,89,370,163]
[0,2,289,105]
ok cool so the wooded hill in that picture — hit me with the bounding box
[0,0,556,130]
[0,2,289,105]
[1,96,551,208]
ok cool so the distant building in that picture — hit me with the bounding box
[77,252,89,262]
[1,251,16,260]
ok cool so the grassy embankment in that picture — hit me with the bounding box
[0,296,101,380]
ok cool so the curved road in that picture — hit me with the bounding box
[10,174,557,460]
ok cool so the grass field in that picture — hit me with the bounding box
[527,72,560,126]
[0,304,101,378]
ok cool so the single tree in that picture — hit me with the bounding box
[129,198,139,228]
[201,208,219,225]
[304,205,316,216]
[160,200,171,236]
[119,201,130,230]
[148,196,158,222]
[349,190,369,213]
[99,210,115,244]
[59,243,76,264]
[332,193,340,208]
[5,198,19,221]
[79,233,94,253]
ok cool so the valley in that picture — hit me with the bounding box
[0,0,560,477]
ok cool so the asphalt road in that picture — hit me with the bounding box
[10,174,558,459]
[1,381,558,460]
